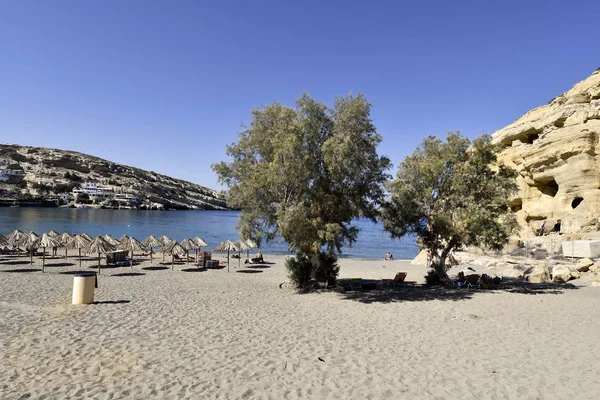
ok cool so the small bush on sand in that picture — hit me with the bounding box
[285,252,340,288]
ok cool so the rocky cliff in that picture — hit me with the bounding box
[492,69,600,236]
[0,144,229,210]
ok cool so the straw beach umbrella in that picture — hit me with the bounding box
[66,234,91,268]
[7,229,25,243]
[180,238,196,263]
[86,236,116,273]
[234,240,253,268]
[80,233,93,243]
[214,240,240,272]
[103,234,120,246]
[193,236,208,263]
[243,239,257,262]
[118,234,129,243]
[60,232,74,259]
[141,235,162,263]
[46,230,61,255]
[33,233,62,272]
[0,233,8,247]
[159,235,172,261]
[18,232,39,265]
[161,240,186,270]
[118,236,146,267]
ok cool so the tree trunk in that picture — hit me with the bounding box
[430,236,458,284]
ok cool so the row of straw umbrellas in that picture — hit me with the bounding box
[0,229,257,274]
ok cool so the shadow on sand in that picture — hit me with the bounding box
[112,272,146,277]
[1,268,42,273]
[142,266,170,271]
[246,265,271,269]
[44,262,76,268]
[236,269,263,274]
[0,260,33,266]
[93,300,131,305]
[181,268,207,273]
[337,278,580,304]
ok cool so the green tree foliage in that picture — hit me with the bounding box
[213,94,391,286]
[381,132,518,283]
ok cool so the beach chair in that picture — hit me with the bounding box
[394,272,407,283]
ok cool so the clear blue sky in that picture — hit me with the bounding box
[1,0,598,190]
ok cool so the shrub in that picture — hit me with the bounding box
[285,254,313,288]
[285,252,340,288]
[11,153,28,162]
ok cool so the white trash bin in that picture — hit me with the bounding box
[72,272,97,304]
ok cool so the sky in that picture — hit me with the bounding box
[1,0,598,190]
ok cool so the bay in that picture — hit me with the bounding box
[0,208,419,260]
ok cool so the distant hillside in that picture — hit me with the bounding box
[0,143,229,210]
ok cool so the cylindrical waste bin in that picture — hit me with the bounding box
[72,272,97,304]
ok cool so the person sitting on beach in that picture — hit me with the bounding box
[384,252,393,260]
[251,251,263,264]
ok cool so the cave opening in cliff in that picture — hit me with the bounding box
[510,199,523,212]
[533,178,559,197]
[572,197,583,209]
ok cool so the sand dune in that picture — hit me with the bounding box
[2,253,600,399]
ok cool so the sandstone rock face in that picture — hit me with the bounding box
[492,69,600,236]
[552,265,574,283]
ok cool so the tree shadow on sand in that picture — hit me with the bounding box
[338,278,580,304]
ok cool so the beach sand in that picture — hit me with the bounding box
[2,253,600,399]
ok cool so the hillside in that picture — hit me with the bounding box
[0,143,229,210]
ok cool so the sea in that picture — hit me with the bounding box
[0,208,419,260]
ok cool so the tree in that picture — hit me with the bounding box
[213,93,391,286]
[381,132,518,283]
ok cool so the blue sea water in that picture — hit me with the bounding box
[0,208,419,260]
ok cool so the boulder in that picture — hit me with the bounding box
[590,263,600,273]
[552,265,574,283]
[525,265,551,283]
[576,258,594,272]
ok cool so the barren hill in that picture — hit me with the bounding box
[0,143,229,210]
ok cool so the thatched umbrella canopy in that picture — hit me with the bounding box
[141,235,162,263]
[214,240,240,272]
[161,240,186,270]
[180,238,196,263]
[158,235,172,261]
[193,236,208,262]
[79,233,93,243]
[243,239,257,262]
[47,230,61,238]
[7,229,26,243]
[118,234,130,243]
[0,233,8,247]
[18,232,39,266]
[85,236,116,273]
[33,233,62,272]
[46,230,61,255]
[66,234,91,268]
[118,236,146,267]
[103,234,120,246]
[234,240,253,267]
[60,232,74,259]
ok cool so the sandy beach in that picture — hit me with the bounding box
[2,252,600,399]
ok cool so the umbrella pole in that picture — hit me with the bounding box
[130,250,133,269]
[150,248,153,263]
[30,251,33,266]
[186,250,189,264]
[79,249,82,269]
[171,253,174,270]
[98,251,101,274]
[65,248,68,260]
[42,249,45,272]
[227,250,230,273]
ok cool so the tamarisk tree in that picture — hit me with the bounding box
[213,93,391,286]
[381,132,518,283]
